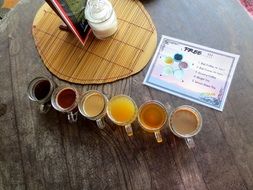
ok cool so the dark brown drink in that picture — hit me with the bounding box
[34,80,51,100]
[56,88,77,109]
[28,77,55,113]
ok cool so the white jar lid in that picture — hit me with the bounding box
[85,0,113,23]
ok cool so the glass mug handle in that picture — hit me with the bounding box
[125,124,133,136]
[67,111,78,123]
[185,137,195,149]
[39,103,51,113]
[154,131,163,143]
[96,118,106,129]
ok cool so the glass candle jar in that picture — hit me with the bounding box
[85,0,118,39]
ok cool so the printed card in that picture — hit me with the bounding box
[143,35,240,111]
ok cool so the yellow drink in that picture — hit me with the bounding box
[107,95,137,124]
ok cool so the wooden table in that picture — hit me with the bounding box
[1,0,253,189]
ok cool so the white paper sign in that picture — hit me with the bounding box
[143,35,240,111]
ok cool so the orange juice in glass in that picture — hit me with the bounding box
[106,95,138,136]
[138,100,168,143]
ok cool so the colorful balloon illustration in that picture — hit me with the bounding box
[162,65,173,76]
[173,69,184,80]
[164,56,174,64]
[174,53,183,62]
[179,61,188,69]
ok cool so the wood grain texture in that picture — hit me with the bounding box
[0,16,26,190]
[1,0,253,189]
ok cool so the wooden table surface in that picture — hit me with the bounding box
[1,0,253,189]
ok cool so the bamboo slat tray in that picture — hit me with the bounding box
[32,0,157,84]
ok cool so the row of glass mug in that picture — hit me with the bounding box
[28,77,202,147]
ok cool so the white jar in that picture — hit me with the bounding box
[85,0,118,39]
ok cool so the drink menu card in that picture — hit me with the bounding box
[143,35,240,111]
[48,0,91,45]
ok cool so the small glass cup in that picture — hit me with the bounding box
[51,86,79,123]
[78,90,108,129]
[27,76,56,113]
[106,95,138,136]
[168,105,202,148]
[138,100,168,143]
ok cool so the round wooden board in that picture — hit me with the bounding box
[32,0,157,84]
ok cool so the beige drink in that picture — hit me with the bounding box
[78,90,108,129]
[169,105,202,148]
[170,109,199,135]
[83,93,105,117]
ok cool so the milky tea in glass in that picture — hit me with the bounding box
[138,101,168,143]
[107,95,138,136]
[169,105,202,148]
[78,90,108,129]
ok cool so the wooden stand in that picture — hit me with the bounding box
[59,24,70,32]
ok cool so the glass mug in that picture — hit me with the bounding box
[78,90,108,129]
[51,86,79,123]
[27,77,56,113]
[106,95,138,136]
[168,105,202,148]
[138,101,168,143]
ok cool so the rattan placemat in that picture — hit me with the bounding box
[32,0,157,84]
